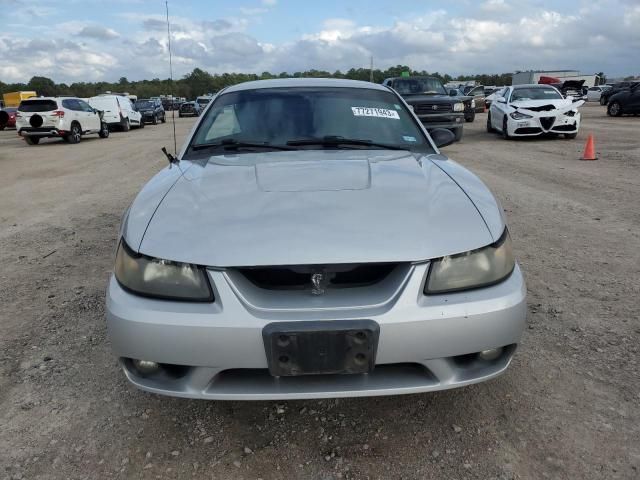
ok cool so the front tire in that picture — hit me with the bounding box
[99,122,110,138]
[599,96,607,106]
[465,111,475,123]
[486,112,494,132]
[451,127,463,142]
[122,118,131,132]
[66,123,82,144]
[161,114,166,123]
[607,101,622,117]
[152,115,158,125]
[24,136,40,145]
[502,116,511,139]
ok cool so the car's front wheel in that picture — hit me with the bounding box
[152,115,158,125]
[99,122,110,138]
[465,111,475,123]
[161,114,166,123]
[486,112,494,132]
[122,118,131,132]
[66,123,82,144]
[599,96,607,106]
[502,116,511,139]
[24,136,40,145]
[607,101,622,117]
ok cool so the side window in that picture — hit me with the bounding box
[62,99,74,110]
[77,100,94,112]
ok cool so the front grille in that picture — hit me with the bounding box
[414,103,452,114]
[237,264,398,291]
[514,127,542,135]
[552,124,577,132]
[540,117,555,130]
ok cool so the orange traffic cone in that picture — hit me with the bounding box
[581,134,597,161]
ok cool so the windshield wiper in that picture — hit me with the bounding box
[286,136,405,150]
[191,139,295,151]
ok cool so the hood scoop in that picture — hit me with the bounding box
[256,159,371,192]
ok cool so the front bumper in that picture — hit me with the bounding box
[416,113,465,131]
[508,112,581,136]
[106,263,527,400]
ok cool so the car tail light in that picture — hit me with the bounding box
[52,110,65,117]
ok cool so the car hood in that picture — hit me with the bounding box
[134,150,494,267]
[401,94,455,104]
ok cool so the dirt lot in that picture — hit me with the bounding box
[1,103,638,480]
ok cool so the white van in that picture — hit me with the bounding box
[88,95,143,131]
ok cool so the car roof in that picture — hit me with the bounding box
[223,78,389,94]
[511,84,558,89]
[384,76,440,82]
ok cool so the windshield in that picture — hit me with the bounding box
[186,87,432,157]
[392,78,446,96]
[510,87,562,101]
[136,101,153,108]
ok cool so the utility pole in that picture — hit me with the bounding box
[370,56,374,83]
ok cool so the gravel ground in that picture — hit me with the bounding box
[0,103,638,479]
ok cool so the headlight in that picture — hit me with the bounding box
[114,241,214,301]
[424,230,515,294]
[453,102,464,112]
[471,99,476,108]
[510,111,532,120]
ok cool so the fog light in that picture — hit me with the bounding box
[479,348,502,361]
[132,359,160,375]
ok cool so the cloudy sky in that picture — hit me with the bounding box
[0,0,638,83]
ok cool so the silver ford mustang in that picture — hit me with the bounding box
[106,78,526,400]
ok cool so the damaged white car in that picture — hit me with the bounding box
[487,84,584,139]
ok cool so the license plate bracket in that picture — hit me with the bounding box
[262,320,380,377]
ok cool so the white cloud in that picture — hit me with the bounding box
[1,1,638,83]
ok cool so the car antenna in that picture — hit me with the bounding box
[162,0,179,166]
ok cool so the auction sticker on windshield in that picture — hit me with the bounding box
[351,107,400,119]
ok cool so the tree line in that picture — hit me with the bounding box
[0,66,516,99]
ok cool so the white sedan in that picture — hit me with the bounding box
[487,84,584,139]
[586,85,611,102]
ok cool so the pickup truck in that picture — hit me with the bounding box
[383,76,465,142]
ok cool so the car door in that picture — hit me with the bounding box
[469,87,485,111]
[77,99,100,131]
[629,85,640,112]
[490,88,508,129]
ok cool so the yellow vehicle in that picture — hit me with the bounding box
[2,91,37,108]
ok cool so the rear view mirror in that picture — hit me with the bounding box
[430,128,456,148]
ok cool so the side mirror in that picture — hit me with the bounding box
[497,97,507,103]
[430,128,456,148]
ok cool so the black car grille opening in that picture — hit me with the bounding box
[514,127,542,135]
[237,264,398,291]
[553,124,577,132]
[539,117,555,130]
[414,103,453,114]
